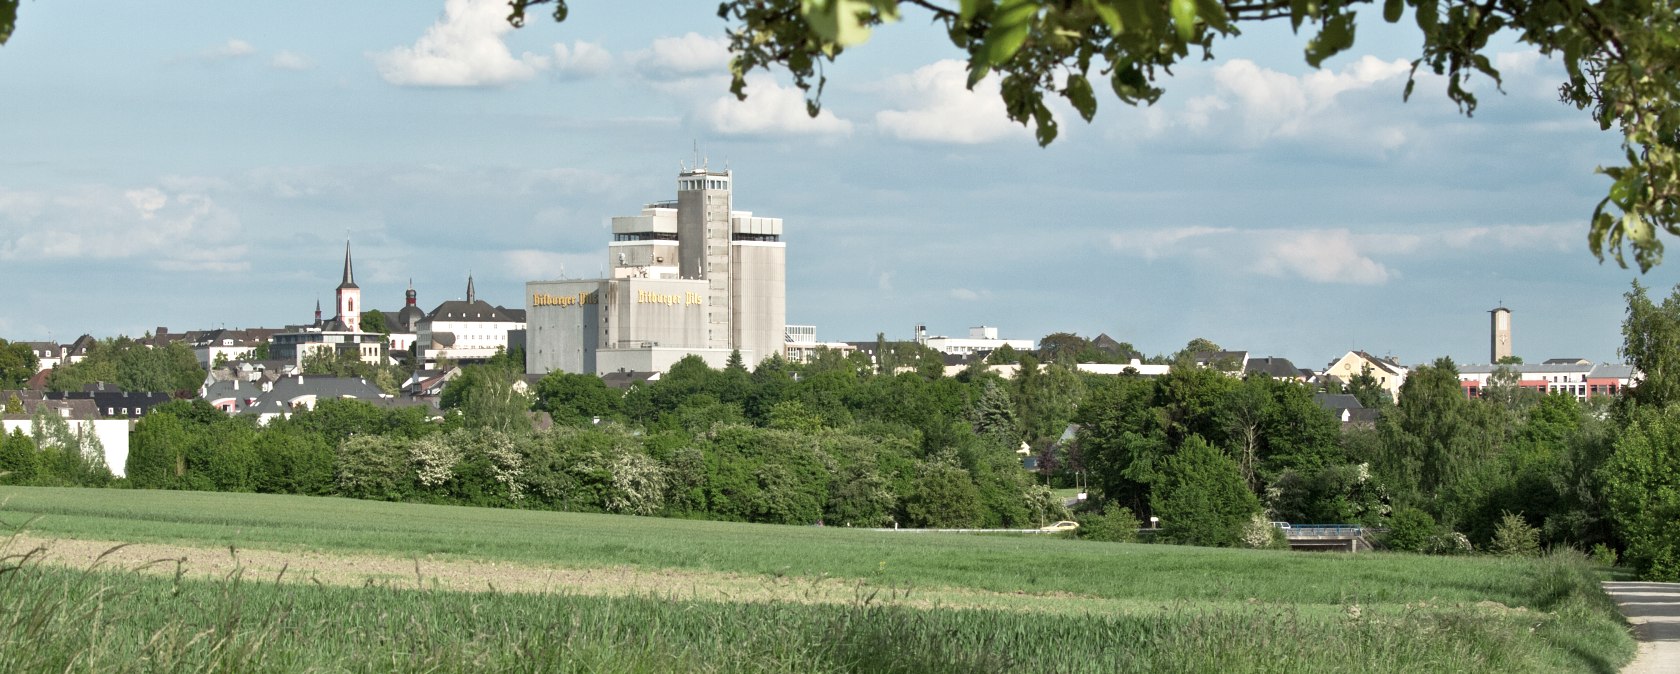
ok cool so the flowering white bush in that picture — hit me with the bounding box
[480,431,527,502]
[605,451,666,516]
[408,435,462,488]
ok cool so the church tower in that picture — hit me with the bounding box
[336,240,362,333]
[1490,306,1512,363]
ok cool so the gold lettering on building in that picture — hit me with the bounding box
[635,290,704,306]
[532,291,598,308]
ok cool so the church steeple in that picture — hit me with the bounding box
[314,299,322,324]
[338,240,358,290]
[466,272,476,304]
[405,278,417,306]
[334,240,362,333]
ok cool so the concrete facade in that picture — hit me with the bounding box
[526,166,785,376]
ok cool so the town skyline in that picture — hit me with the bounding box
[2,0,1675,366]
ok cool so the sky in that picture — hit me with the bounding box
[2,0,1675,368]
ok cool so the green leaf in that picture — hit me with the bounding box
[1088,0,1123,32]
[967,61,992,88]
[1305,13,1355,67]
[1415,0,1437,34]
[1193,0,1230,31]
[1170,0,1198,41]
[802,0,876,47]
[979,0,1039,66]
[960,0,990,21]
[1383,0,1403,23]
[1065,74,1097,121]
[0,0,16,46]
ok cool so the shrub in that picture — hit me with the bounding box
[1078,502,1140,543]
[1153,435,1260,547]
[1426,531,1474,555]
[1490,511,1541,557]
[1591,543,1620,567]
[1383,507,1437,553]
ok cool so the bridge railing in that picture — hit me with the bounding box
[1285,525,1381,538]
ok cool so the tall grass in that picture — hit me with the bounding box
[0,556,1628,673]
[0,486,1636,672]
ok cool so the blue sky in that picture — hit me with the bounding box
[1,0,1673,367]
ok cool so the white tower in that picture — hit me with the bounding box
[336,240,362,333]
[1490,306,1512,363]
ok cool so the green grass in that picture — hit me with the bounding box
[0,486,1638,672]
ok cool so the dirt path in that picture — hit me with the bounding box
[1602,581,1680,673]
[4,533,1134,616]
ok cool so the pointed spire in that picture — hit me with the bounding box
[466,272,476,304]
[405,278,417,305]
[337,239,358,290]
[314,299,322,323]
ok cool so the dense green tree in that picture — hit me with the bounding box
[903,455,984,528]
[1075,373,1169,515]
[251,427,335,495]
[1014,358,1085,446]
[127,410,193,488]
[0,339,38,387]
[441,364,531,434]
[985,343,1021,365]
[1621,281,1680,409]
[48,338,203,393]
[1153,435,1260,547]
[1602,404,1680,579]
[0,427,37,484]
[532,372,622,425]
[1036,333,1087,364]
[360,310,390,336]
[969,379,1019,442]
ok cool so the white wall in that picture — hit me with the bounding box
[0,418,131,478]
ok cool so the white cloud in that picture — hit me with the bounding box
[1495,50,1544,76]
[502,249,599,280]
[874,60,1027,144]
[125,188,168,220]
[1108,225,1234,260]
[1252,229,1393,285]
[552,41,612,79]
[0,186,246,272]
[270,51,313,71]
[697,76,853,137]
[632,33,730,80]
[1107,223,1576,286]
[877,271,894,292]
[373,0,551,87]
[1211,56,1411,141]
[208,39,256,60]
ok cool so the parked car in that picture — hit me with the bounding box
[1270,521,1292,530]
[1040,521,1080,532]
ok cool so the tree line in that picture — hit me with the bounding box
[5,283,1680,578]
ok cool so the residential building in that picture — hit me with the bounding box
[1457,362,1637,401]
[1322,351,1409,402]
[526,164,786,376]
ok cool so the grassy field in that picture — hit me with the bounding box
[0,486,1636,672]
